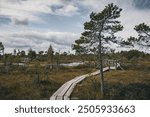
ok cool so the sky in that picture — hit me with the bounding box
[0,0,150,54]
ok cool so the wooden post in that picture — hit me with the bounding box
[108,60,110,71]
[115,60,117,70]
[113,60,114,69]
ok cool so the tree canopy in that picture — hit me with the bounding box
[28,48,36,59]
[134,23,150,47]
[73,3,123,54]
[0,42,4,55]
[123,23,150,49]
[47,45,54,63]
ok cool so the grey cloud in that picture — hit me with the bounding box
[1,0,150,54]
[133,0,150,9]
[5,0,27,4]
[0,16,11,25]
[0,16,29,26]
[1,31,79,53]
[51,5,63,12]
[13,18,29,25]
[7,44,30,49]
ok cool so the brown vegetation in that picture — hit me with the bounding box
[0,50,149,100]
[71,59,150,100]
[0,64,94,100]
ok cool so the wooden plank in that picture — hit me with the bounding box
[50,66,119,100]
[50,82,68,100]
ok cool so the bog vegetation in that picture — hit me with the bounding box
[71,56,150,100]
[0,47,149,99]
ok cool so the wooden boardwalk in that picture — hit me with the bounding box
[50,66,118,100]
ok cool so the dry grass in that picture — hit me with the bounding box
[0,57,149,100]
[71,60,150,100]
[0,64,94,100]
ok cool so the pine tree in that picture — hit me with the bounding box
[0,42,4,56]
[72,3,123,98]
[47,45,54,63]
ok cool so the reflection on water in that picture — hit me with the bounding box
[60,62,84,67]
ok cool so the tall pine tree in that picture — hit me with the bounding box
[72,3,123,97]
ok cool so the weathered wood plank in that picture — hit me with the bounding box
[50,64,121,100]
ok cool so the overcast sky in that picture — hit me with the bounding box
[0,0,150,54]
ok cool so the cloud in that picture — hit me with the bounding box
[13,18,29,25]
[133,0,150,9]
[55,4,79,16]
[77,0,150,10]
[0,16,11,25]
[0,0,150,53]
[0,30,79,53]
[0,0,79,25]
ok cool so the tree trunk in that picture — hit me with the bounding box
[56,54,60,70]
[98,37,104,98]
